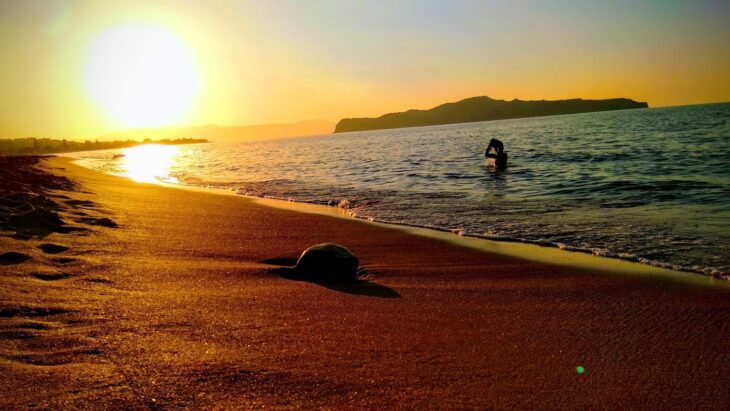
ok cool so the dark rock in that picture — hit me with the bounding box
[295,243,360,283]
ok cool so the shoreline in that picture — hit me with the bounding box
[245,196,727,284]
[66,154,727,285]
[3,155,729,408]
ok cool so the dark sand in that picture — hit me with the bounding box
[1,156,729,409]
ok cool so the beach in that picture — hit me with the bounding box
[69,104,730,278]
[1,156,729,409]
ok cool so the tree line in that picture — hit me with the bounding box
[0,137,208,155]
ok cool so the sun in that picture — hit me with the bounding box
[84,24,199,128]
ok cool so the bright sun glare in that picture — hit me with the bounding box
[84,24,199,128]
[121,144,179,183]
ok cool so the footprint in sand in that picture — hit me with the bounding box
[75,216,118,228]
[3,347,103,366]
[0,329,39,340]
[52,257,78,265]
[3,321,52,330]
[37,243,70,254]
[64,199,97,209]
[0,306,71,318]
[0,306,101,367]
[0,252,31,265]
[83,277,113,284]
[31,272,74,281]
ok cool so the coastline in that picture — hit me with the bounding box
[70,152,727,283]
[244,196,727,285]
[2,156,729,408]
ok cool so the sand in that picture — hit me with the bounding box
[1,156,729,409]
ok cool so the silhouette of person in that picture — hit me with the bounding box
[485,138,508,170]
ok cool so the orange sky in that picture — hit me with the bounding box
[1,0,729,139]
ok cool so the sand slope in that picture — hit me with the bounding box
[1,157,728,409]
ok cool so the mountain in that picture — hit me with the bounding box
[334,96,648,133]
[97,120,334,142]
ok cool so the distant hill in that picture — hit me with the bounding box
[98,120,334,143]
[334,96,648,133]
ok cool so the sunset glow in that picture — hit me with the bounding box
[121,144,178,183]
[84,24,199,128]
[0,1,728,139]
[1,1,729,408]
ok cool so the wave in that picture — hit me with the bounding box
[166,175,729,280]
[67,103,730,282]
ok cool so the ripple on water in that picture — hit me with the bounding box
[70,103,730,277]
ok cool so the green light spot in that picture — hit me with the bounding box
[576,366,585,374]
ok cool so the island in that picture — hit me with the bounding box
[334,96,648,133]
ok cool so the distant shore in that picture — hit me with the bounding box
[1,156,729,408]
[0,137,207,156]
[335,96,648,133]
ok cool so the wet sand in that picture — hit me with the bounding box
[1,156,729,409]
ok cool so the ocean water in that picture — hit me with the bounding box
[71,103,730,278]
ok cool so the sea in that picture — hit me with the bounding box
[69,103,730,278]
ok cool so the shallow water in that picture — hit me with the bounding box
[70,103,730,278]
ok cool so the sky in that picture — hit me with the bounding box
[1,0,729,139]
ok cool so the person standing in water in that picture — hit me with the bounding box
[485,138,508,170]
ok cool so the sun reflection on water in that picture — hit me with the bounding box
[121,144,179,183]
